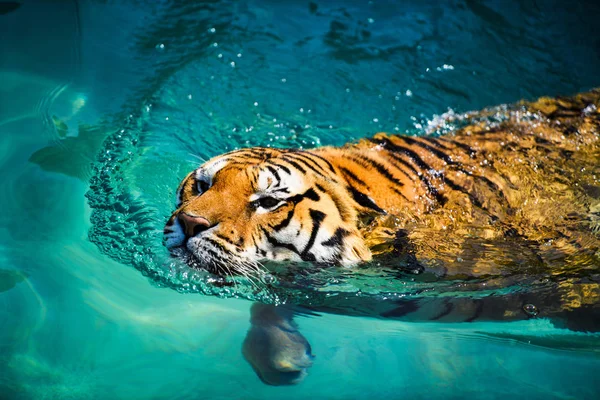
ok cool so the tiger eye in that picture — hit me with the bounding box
[258,196,279,208]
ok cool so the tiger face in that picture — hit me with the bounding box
[164,148,371,275]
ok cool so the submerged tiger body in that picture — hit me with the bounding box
[165,89,600,283]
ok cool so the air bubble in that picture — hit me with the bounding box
[522,304,539,317]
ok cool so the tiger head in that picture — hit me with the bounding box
[164,148,372,275]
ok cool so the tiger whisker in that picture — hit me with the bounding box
[234,261,262,291]
[220,262,239,293]
[188,153,208,163]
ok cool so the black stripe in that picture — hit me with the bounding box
[402,136,455,165]
[249,231,267,257]
[406,137,505,198]
[369,137,431,170]
[347,185,386,214]
[418,136,452,151]
[260,226,302,257]
[315,183,352,223]
[301,209,326,261]
[305,151,337,173]
[287,188,320,204]
[384,154,416,181]
[386,152,445,205]
[266,165,281,182]
[339,166,365,186]
[288,152,329,176]
[273,208,296,231]
[267,160,291,175]
[214,233,239,248]
[321,228,349,248]
[391,186,410,202]
[437,137,477,157]
[281,155,312,175]
[204,248,224,266]
[205,237,229,253]
[230,147,273,158]
[473,174,502,194]
[345,154,404,189]
[443,177,483,208]
[370,138,447,205]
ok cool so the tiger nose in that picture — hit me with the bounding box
[178,213,211,237]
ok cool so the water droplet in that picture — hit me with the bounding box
[208,27,216,33]
[523,304,539,317]
[405,89,413,97]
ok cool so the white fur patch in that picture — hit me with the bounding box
[255,167,305,195]
[196,157,229,183]
[164,218,185,248]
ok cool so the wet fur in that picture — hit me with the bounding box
[165,90,600,384]
[165,89,600,278]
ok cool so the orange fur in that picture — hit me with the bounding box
[165,89,600,277]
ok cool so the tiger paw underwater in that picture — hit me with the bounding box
[163,89,600,384]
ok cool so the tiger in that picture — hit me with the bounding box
[164,89,600,278]
[164,89,600,385]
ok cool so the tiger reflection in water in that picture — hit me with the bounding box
[164,90,600,385]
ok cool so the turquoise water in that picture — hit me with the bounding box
[2,1,600,398]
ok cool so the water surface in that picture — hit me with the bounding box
[1,1,600,399]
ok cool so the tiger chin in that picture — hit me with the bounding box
[164,89,600,385]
